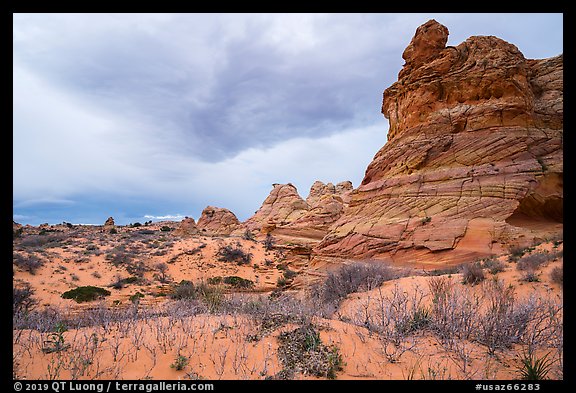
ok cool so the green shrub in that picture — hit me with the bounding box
[223,276,255,289]
[517,352,554,380]
[129,292,145,303]
[170,355,189,371]
[160,226,172,232]
[61,286,111,303]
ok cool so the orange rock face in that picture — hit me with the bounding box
[173,217,199,237]
[244,181,353,240]
[196,206,242,236]
[243,183,310,234]
[314,20,563,265]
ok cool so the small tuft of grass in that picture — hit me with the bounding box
[517,352,554,380]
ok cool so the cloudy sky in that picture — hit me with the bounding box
[13,13,563,225]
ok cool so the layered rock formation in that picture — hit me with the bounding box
[243,181,353,240]
[173,217,199,237]
[314,20,563,265]
[243,183,310,234]
[103,217,115,232]
[196,206,242,236]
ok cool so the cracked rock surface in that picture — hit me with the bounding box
[313,19,563,266]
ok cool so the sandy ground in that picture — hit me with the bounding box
[13,224,563,380]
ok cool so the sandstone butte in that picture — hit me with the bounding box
[310,19,563,268]
[242,181,353,240]
[172,216,199,237]
[196,205,242,236]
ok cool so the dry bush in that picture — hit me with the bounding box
[480,258,506,274]
[217,245,252,265]
[13,253,45,274]
[460,262,485,285]
[550,266,563,287]
[13,283,37,315]
[428,277,479,346]
[315,261,401,312]
[275,322,344,379]
[367,283,428,362]
[17,233,66,249]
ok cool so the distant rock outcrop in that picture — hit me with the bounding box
[314,19,563,265]
[196,206,242,236]
[103,217,115,232]
[173,217,199,237]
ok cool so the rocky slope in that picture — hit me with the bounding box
[313,19,563,266]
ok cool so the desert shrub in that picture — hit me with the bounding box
[129,292,145,303]
[223,276,255,289]
[283,269,297,280]
[171,280,197,300]
[13,283,37,315]
[318,261,399,307]
[153,262,171,283]
[521,271,540,282]
[427,264,462,276]
[275,323,343,379]
[428,276,479,344]
[137,229,156,235]
[242,229,256,241]
[550,266,563,287]
[509,245,534,262]
[460,262,485,285]
[105,250,134,266]
[110,275,140,289]
[61,286,111,303]
[264,233,275,250]
[13,253,44,274]
[170,280,223,312]
[18,233,66,249]
[42,322,70,354]
[170,355,189,371]
[517,253,553,271]
[109,228,118,234]
[475,279,534,355]
[276,277,288,288]
[480,258,506,274]
[160,226,172,232]
[130,222,142,228]
[217,245,252,265]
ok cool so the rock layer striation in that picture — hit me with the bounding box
[314,19,563,265]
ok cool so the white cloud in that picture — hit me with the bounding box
[13,13,563,225]
[143,214,187,221]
